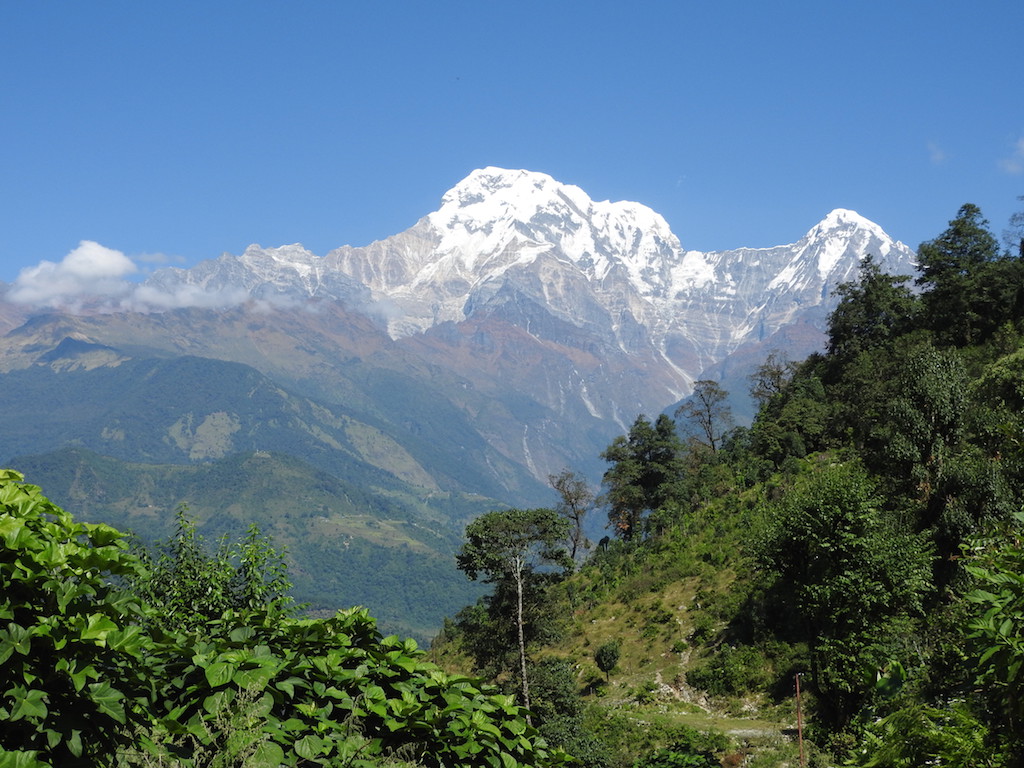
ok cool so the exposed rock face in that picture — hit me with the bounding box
[322,168,916,426]
[0,168,917,492]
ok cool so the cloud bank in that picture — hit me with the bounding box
[7,241,253,313]
[9,241,137,308]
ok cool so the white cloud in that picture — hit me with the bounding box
[8,241,254,313]
[999,137,1024,175]
[927,140,948,165]
[9,241,137,308]
[127,282,250,311]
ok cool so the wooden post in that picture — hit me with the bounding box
[795,672,805,767]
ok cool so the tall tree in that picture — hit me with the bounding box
[601,414,684,540]
[1003,195,1024,258]
[917,203,1000,288]
[548,469,594,564]
[675,380,733,453]
[758,462,932,729]
[748,350,798,406]
[826,255,917,361]
[456,508,571,716]
[916,203,1000,345]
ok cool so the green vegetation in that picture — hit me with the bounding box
[594,640,620,681]
[8,198,1024,766]
[11,447,487,641]
[0,470,568,767]
[435,201,1024,766]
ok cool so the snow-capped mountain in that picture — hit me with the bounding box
[329,168,685,340]
[323,168,915,394]
[141,167,914,400]
[0,167,917,496]
[0,169,924,635]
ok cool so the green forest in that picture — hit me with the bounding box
[4,200,1024,767]
[432,201,1024,767]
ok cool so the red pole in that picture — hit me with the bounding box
[795,672,805,767]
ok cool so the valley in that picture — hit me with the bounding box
[0,169,917,640]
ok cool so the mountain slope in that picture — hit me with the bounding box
[10,447,486,640]
[0,168,919,635]
[115,170,914,441]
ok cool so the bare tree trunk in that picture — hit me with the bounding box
[512,555,531,724]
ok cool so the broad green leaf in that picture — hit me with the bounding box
[87,681,125,724]
[66,730,83,759]
[204,661,235,687]
[250,740,285,768]
[105,625,147,654]
[203,688,234,715]
[0,747,52,768]
[0,517,27,548]
[229,625,255,643]
[8,689,47,722]
[84,523,121,547]
[79,613,118,643]
[294,734,325,760]
[232,664,275,690]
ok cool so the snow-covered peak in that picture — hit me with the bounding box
[438,167,574,212]
[764,208,907,287]
[135,169,916,373]
[802,208,889,243]
[433,167,674,239]
[242,243,317,263]
[423,167,681,294]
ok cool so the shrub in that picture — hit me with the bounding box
[0,469,151,766]
[685,645,771,697]
[0,471,572,768]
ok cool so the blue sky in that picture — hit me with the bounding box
[2,1,1022,282]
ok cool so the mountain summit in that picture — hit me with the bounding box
[128,167,913,381]
[0,168,919,632]
[2,168,917,489]
[318,168,915,392]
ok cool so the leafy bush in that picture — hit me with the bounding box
[130,508,296,633]
[583,706,728,768]
[685,645,771,697]
[143,607,573,767]
[0,471,571,768]
[632,746,718,768]
[0,469,151,767]
[688,616,716,645]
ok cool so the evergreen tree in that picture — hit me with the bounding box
[827,254,917,361]
[600,414,684,540]
[916,203,1001,345]
[758,462,932,730]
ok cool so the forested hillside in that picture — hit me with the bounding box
[5,200,1024,767]
[433,201,1024,767]
[11,446,487,641]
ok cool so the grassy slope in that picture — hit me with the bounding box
[562,506,804,765]
[433,472,818,767]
